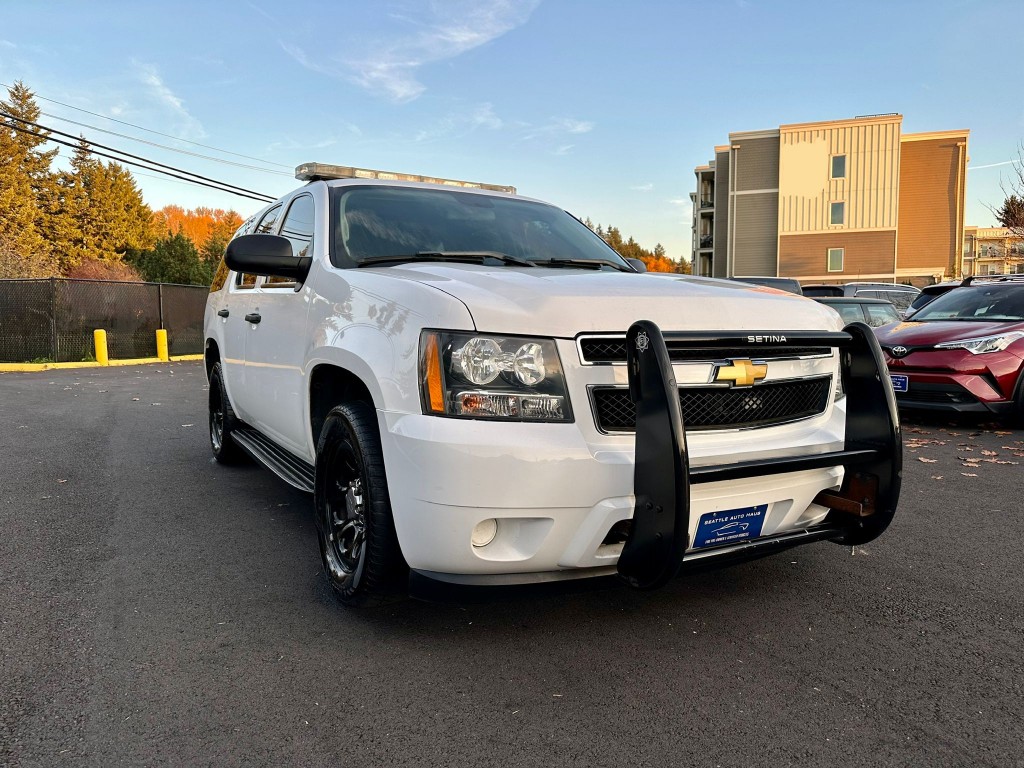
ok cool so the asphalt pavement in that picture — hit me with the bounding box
[1,363,1022,767]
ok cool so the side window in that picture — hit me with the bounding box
[865,304,899,327]
[833,304,865,325]
[886,291,915,312]
[236,204,282,289]
[265,195,315,288]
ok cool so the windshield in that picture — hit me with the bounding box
[330,186,629,269]
[911,285,1024,322]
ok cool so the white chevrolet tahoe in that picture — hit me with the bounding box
[204,163,902,606]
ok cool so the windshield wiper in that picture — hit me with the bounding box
[536,257,631,272]
[357,251,536,268]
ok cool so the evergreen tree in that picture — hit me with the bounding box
[996,194,1024,231]
[0,81,58,276]
[129,232,212,285]
[66,140,156,272]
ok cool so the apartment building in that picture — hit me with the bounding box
[691,114,969,286]
[963,226,1024,276]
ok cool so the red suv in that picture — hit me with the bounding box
[875,277,1024,423]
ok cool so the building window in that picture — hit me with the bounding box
[827,248,844,272]
[830,201,845,226]
[831,155,846,179]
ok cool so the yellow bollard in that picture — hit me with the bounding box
[156,329,169,362]
[94,329,109,366]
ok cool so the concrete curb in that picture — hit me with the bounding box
[0,355,204,373]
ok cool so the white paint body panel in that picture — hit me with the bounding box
[204,178,851,582]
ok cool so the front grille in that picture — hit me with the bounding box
[579,337,831,363]
[591,377,832,432]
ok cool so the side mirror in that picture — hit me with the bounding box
[626,258,647,273]
[225,234,312,282]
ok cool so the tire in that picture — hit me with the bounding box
[208,362,247,465]
[315,401,407,606]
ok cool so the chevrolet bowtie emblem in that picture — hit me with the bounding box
[714,359,768,387]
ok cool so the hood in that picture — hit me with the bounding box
[875,319,1024,348]
[370,264,842,336]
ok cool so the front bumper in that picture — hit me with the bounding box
[886,348,1022,414]
[379,323,900,589]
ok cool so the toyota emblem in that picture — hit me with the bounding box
[890,345,909,358]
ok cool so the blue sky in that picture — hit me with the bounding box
[2,0,1022,258]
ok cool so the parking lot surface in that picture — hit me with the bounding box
[2,363,1022,767]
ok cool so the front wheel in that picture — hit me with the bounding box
[315,401,407,606]
[208,362,247,465]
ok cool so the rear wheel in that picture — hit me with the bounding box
[208,362,247,464]
[315,401,407,606]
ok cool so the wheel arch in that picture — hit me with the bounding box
[204,338,220,380]
[309,363,377,449]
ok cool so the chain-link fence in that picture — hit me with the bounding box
[0,278,209,362]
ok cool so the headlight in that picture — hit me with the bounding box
[935,331,1024,354]
[419,331,572,422]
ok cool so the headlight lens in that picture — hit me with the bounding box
[420,331,572,422]
[935,331,1024,354]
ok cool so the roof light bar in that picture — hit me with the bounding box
[294,162,516,194]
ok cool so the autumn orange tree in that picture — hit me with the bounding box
[583,219,690,273]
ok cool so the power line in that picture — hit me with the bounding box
[2,119,275,203]
[0,80,292,169]
[1,111,276,202]
[40,111,292,176]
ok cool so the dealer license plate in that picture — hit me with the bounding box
[693,504,768,549]
[890,374,909,393]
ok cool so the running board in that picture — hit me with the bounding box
[232,429,315,493]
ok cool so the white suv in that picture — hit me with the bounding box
[204,163,902,606]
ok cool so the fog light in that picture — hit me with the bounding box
[471,518,498,548]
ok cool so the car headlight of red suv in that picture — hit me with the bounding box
[935,331,1024,354]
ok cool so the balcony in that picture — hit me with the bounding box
[699,234,713,249]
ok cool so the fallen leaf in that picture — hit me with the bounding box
[917,457,938,463]
[930,475,943,480]
[56,479,67,484]
[181,424,194,428]
[994,431,1012,436]
[981,449,998,457]
[131,397,140,401]
[960,472,978,477]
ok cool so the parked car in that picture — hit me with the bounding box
[203,161,902,606]
[731,276,804,295]
[875,276,1024,422]
[813,297,901,328]
[904,281,964,317]
[803,283,921,316]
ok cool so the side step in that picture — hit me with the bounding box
[232,428,315,493]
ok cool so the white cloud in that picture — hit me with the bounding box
[412,102,504,143]
[630,183,654,192]
[281,0,540,103]
[132,62,205,140]
[0,40,16,49]
[521,117,595,142]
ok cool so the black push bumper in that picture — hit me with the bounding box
[617,321,902,590]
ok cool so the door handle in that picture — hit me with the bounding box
[244,312,262,324]
[217,309,230,318]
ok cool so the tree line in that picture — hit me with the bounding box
[582,219,690,273]
[0,81,241,284]
[3,80,696,283]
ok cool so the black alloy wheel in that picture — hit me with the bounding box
[315,402,406,606]
[208,361,247,464]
